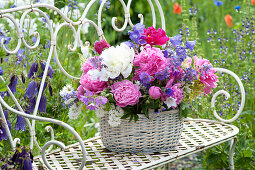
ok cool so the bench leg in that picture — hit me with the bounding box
[229,137,237,170]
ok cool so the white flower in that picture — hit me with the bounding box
[60,84,74,97]
[107,106,124,127]
[64,98,76,105]
[68,103,82,119]
[95,106,108,118]
[81,45,92,58]
[100,43,135,80]
[164,97,177,108]
[87,70,100,80]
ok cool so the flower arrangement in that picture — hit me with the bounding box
[62,23,218,127]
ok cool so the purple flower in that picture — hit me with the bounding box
[8,75,18,96]
[129,30,141,44]
[165,88,174,96]
[68,0,79,11]
[95,96,108,106]
[139,72,151,85]
[214,0,223,6]
[124,41,135,49]
[170,34,182,46]
[32,37,37,43]
[87,103,98,110]
[39,61,55,78]
[25,97,36,114]
[0,66,3,75]
[133,23,145,33]
[0,111,11,142]
[24,81,37,99]
[15,116,26,131]
[42,15,50,25]
[10,5,16,8]
[39,95,47,113]
[28,62,38,79]
[81,96,89,105]
[234,5,241,10]
[100,0,111,9]
[175,46,187,61]
[3,37,11,45]
[162,50,169,58]
[182,67,198,82]
[186,41,196,51]
[155,70,169,81]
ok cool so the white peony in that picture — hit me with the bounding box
[164,97,177,108]
[100,43,135,80]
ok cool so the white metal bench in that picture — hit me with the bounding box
[0,1,245,170]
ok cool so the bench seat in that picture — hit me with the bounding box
[33,118,238,170]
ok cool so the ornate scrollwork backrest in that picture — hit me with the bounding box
[0,1,245,169]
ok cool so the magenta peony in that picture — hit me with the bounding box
[149,86,162,99]
[94,39,110,54]
[133,45,168,80]
[143,26,169,45]
[80,73,108,94]
[110,80,141,107]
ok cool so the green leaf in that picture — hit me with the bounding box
[121,114,130,119]
[243,148,252,158]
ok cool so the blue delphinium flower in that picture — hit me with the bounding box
[68,0,79,11]
[0,66,3,75]
[39,61,55,78]
[8,75,18,95]
[214,0,223,6]
[175,46,187,61]
[186,41,196,51]
[170,34,182,46]
[100,0,111,9]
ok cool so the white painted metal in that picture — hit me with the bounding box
[0,1,244,170]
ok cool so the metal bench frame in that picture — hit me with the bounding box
[0,1,245,169]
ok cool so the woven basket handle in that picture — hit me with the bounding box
[149,109,179,120]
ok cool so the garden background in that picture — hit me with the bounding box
[0,0,254,169]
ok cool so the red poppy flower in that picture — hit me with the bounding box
[252,0,255,6]
[224,14,233,27]
[173,3,182,14]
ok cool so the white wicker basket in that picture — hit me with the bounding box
[100,109,183,154]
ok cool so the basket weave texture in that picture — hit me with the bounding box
[100,109,183,154]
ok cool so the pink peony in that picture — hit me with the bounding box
[82,59,94,74]
[143,27,169,45]
[110,80,141,107]
[133,45,168,80]
[80,73,108,94]
[149,86,162,99]
[77,85,84,100]
[194,56,218,94]
[94,39,110,54]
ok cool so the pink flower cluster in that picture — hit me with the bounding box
[133,45,168,81]
[110,80,141,107]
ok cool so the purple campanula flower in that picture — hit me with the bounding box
[133,23,145,33]
[0,111,11,142]
[139,72,151,85]
[39,95,47,113]
[162,50,169,58]
[129,30,141,44]
[124,41,135,49]
[8,75,18,95]
[165,88,174,96]
[24,81,37,99]
[42,15,50,25]
[186,41,196,51]
[95,96,108,106]
[39,61,55,78]
[155,70,169,81]
[28,62,38,79]
[170,34,182,46]
[81,96,89,105]
[15,116,26,131]
[0,66,3,75]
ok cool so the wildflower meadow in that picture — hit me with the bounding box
[0,0,254,169]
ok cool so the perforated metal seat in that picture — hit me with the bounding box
[33,118,238,170]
